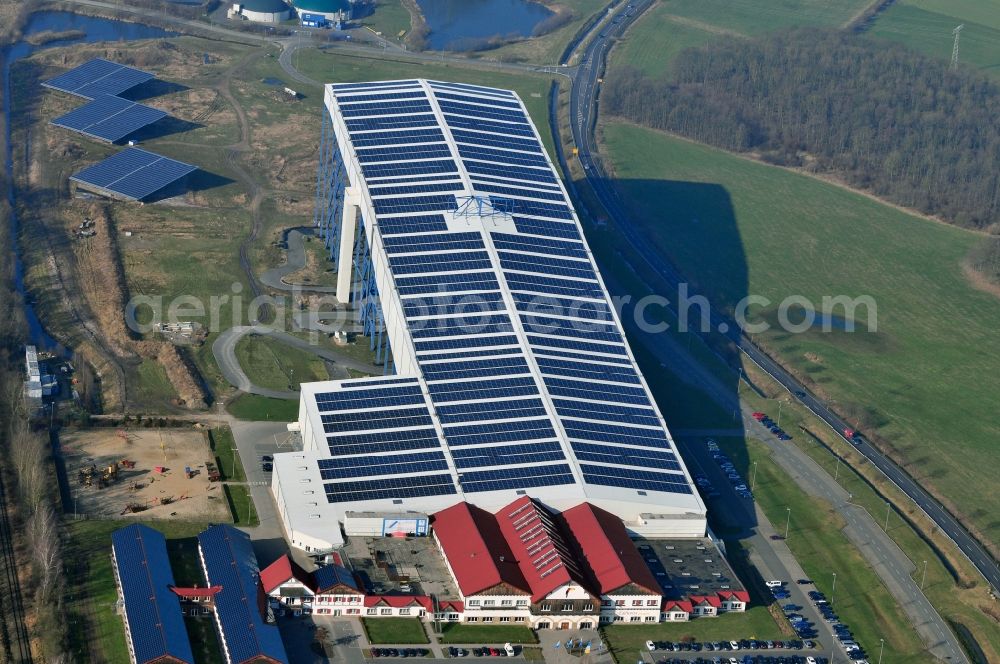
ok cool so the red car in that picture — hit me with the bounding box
[489,648,501,657]
[752,412,767,421]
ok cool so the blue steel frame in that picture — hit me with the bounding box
[314,105,393,374]
[314,106,346,265]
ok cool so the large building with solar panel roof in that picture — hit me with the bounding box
[272,79,706,552]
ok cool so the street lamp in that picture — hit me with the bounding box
[884,501,891,531]
[784,507,791,539]
[877,638,885,664]
[751,461,759,490]
[831,572,837,603]
[921,560,928,590]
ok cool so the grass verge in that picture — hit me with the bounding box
[226,393,299,421]
[209,426,245,482]
[363,617,430,644]
[439,623,538,644]
[224,484,259,526]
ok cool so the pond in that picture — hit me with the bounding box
[2,12,176,352]
[417,0,554,51]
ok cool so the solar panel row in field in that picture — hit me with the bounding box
[50,94,167,143]
[42,58,153,99]
[70,147,196,201]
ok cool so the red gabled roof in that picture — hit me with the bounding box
[438,600,464,612]
[689,594,722,608]
[364,595,433,611]
[717,590,750,604]
[170,586,222,598]
[557,503,660,596]
[260,555,313,594]
[662,599,692,613]
[431,502,529,597]
[494,496,592,603]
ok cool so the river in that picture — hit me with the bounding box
[2,11,175,354]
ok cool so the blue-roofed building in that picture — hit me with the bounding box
[271,79,707,553]
[197,525,289,664]
[111,524,195,664]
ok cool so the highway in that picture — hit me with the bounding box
[560,0,1000,599]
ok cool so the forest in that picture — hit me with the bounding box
[603,29,1000,231]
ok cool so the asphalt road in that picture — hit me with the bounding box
[260,227,338,294]
[563,0,1000,598]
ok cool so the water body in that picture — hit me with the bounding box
[1,12,175,353]
[417,0,553,51]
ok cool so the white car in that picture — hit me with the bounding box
[806,657,817,664]
[730,641,740,650]
[645,640,655,651]
[765,580,784,588]
[504,643,515,657]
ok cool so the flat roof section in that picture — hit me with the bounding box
[51,94,167,143]
[635,537,746,600]
[70,147,196,201]
[42,58,154,99]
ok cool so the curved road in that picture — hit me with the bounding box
[562,0,1000,599]
[260,227,338,294]
[213,325,379,399]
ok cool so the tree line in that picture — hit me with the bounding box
[603,28,1000,231]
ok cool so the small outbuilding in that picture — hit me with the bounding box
[230,0,292,23]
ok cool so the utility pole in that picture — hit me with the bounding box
[884,501,891,531]
[831,572,837,603]
[921,560,928,590]
[951,24,964,70]
[784,507,791,539]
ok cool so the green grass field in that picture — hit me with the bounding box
[224,484,259,526]
[600,123,1000,551]
[226,392,300,421]
[438,623,538,644]
[868,0,1000,78]
[608,8,715,78]
[209,426,245,481]
[234,333,330,391]
[363,617,430,644]
[602,607,781,660]
[716,436,927,661]
[649,0,870,36]
[359,0,413,41]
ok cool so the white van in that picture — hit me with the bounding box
[765,580,784,588]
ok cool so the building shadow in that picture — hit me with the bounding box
[142,169,234,203]
[119,78,190,101]
[123,116,204,143]
[580,176,756,538]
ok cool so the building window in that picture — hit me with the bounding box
[632,600,643,607]
[614,600,625,607]
[501,599,513,606]
[467,617,478,623]
[380,609,392,616]
[482,617,493,623]
[646,599,658,607]
[367,609,377,615]
[601,599,613,607]
[629,616,641,622]
[599,616,611,623]
[447,613,459,620]
[500,617,511,623]
[537,622,550,629]
[614,616,624,622]
[540,604,552,612]
[583,604,593,611]
[514,616,525,622]
[483,600,495,606]
[645,616,657,622]
[516,599,528,606]
[399,609,410,616]
[468,600,481,606]
[580,622,593,629]
[562,603,573,612]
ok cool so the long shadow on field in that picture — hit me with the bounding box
[584,177,757,537]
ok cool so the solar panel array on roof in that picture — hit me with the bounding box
[70,147,196,201]
[50,94,166,143]
[198,525,288,664]
[42,58,153,99]
[111,524,195,664]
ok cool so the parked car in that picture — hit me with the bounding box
[646,641,656,651]
[262,462,273,472]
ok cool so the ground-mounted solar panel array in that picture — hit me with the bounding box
[70,147,196,202]
[42,58,198,201]
[42,58,154,99]
[51,94,167,143]
[111,524,195,664]
[284,79,706,527]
